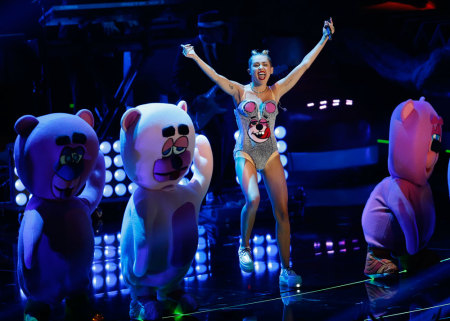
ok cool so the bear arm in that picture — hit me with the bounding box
[190,134,213,197]
[79,152,106,213]
[22,209,44,269]
[387,182,420,255]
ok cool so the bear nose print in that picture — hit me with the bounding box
[256,123,263,131]
[171,155,183,169]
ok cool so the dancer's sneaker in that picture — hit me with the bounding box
[238,246,254,272]
[279,268,302,288]
[364,248,398,278]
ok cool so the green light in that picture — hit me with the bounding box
[445,150,450,154]
[377,139,389,144]
[69,103,74,109]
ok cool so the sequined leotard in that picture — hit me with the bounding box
[233,87,280,170]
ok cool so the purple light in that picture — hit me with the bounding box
[307,103,314,108]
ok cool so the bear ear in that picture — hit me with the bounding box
[14,115,39,137]
[401,99,415,122]
[177,100,188,113]
[121,108,141,132]
[76,109,95,128]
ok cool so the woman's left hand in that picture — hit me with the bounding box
[323,17,335,39]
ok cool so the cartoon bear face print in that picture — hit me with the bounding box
[241,101,277,143]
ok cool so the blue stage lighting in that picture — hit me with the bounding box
[100,141,112,154]
[105,170,112,183]
[274,126,286,139]
[280,154,288,167]
[114,169,126,182]
[277,140,287,153]
[254,261,266,274]
[15,193,28,206]
[114,183,126,196]
[113,140,121,153]
[104,156,112,169]
[128,183,138,194]
[103,185,113,197]
[113,155,123,167]
[253,246,265,260]
[15,179,25,192]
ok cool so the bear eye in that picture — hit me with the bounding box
[162,147,173,157]
[173,146,186,155]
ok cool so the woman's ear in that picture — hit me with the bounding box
[247,68,251,75]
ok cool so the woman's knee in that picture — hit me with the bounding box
[246,195,260,210]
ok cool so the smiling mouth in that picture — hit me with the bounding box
[258,72,266,80]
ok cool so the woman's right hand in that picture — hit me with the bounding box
[181,44,196,59]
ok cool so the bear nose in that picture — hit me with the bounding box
[171,155,183,169]
[256,123,263,131]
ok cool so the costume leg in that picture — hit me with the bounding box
[262,155,290,269]
[235,157,260,247]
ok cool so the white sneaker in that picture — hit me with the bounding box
[279,268,302,287]
[238,246,254,272]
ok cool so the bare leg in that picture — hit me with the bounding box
[235,157,260,248]
[262,155,290,269]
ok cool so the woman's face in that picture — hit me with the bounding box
[248,55,273,85]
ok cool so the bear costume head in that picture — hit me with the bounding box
[120,101,195,190]
[388,97,443,186]
[14,109,100,200]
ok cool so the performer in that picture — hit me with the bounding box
[181,18,334,287]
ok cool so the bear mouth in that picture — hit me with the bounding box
[154,166,188,181]
[54,186,74,198]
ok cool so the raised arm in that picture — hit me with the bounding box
[274,18,334,99]
[181,44,243,103]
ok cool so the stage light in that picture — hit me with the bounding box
[114,183,126,196]
[319,105,327,110]
[274,126,286,139]
[116,232,121,240]
[346,99,353,105]
[100,141,112,154]
[267,261,280,272]
[254,261,266,274]
[253,246,265,260]
[105,262,118,272]
[15,193,28,206]
[198,225,206,236]
[195,264,207,274]
[326,241,333,249]
[197,274,208,281]
[93,275,104,290]
[190,164,195,173]
[266,244,278,257]
[195,251,207,264]
[113,140,121,153]
[94,248,103,260]
[15,179,25,192]
[105,170,112,183]
[314,242,321,249]
[92,263,103,273]
[307,102,314,107]
[257,172,261,183]
[253,234,265,245]
[104,234,116,244]
[113,155,123,167]
[104,246,116,258]
[280,154,287,167]
[106,273,117,287]
[114,169,126,182]
[128,183,138,194]
[234,130,239,141]
[277,140,287,153]
[236,176,240,184]
[95,236,102,245]
[284,170,288,180]
[104,156,112,169]
[103,185,113,197]
[266,234,276,244]
[198,236,206,250]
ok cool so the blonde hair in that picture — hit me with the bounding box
[248,49,272,69]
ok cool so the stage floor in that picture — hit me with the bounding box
[1,187,449,321]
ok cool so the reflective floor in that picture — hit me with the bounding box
[1,186,449,321]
